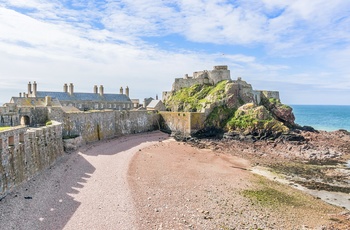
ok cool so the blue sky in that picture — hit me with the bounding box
[0,0,349,105]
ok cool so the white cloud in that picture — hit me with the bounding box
[0,0,350,105]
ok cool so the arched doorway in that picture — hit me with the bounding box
[20,115,30,126]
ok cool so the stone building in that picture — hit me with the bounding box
[16,82,133,111]
[146,100,166,111]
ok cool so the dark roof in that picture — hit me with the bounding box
[36,91,131,102]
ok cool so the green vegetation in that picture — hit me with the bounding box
[242,187,302,207]
[205,105,236,128]
[46,120,53,126]
[268,97,291,110]
[0,126,11,131]
[226,105,289,133]
[242,176,304,208]
[165,80,230,112]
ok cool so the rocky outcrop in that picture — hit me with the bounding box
[163,78,297,139]
[260,95,295,127]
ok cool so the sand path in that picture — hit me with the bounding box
[0,131,168,230]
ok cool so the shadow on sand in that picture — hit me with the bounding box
[0,131,168,230]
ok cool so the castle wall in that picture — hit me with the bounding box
[172,78,207,91]
[0,122,64,198]
[62,110,159,143]
[261,91,280,100]
[208,69,231,85]
[159,112,205,135]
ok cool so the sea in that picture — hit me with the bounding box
[291,105,350,132]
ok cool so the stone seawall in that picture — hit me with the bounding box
[0,122,64,197]
[159,112,206,136]
[62,110,159,143]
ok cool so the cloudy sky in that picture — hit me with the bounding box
[0,0,349,105]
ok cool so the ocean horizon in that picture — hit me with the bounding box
[291,104,350,132]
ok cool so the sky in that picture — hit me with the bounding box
[0,0,349,105]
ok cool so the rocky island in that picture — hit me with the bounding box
[162,65,300,139]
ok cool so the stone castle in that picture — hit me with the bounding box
[163,65,280,109]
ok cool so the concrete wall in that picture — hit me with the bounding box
[159,112,206,135]
[0,122,64,198]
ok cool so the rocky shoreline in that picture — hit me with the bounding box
[174,128,350,210]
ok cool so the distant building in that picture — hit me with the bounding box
[15,81,133,111]
[146,100,166,111]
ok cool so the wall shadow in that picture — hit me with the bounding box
[0,131,169,230]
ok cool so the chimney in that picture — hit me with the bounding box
[93,85,98,94]
[45,96,52,106]
[99,85,104,96]
[156,94,158,100]
[120,87,123,94]
[19,92,22,98]
[33,81,37,97]
[125,86,129,97]
[28,81,32,96]
[69,83,74,95]
[63,83,68,93]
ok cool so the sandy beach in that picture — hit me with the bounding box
[0,131,349,229]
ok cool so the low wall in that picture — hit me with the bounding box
[0,122,64,198]
[159,112,206,135]
[63,110,159,143]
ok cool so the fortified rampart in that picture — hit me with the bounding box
[171,65,231,92]
[159,112,206,136]
[0,122,63,198]
[61,110,159,143]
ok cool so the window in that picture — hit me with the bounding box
[95,103,99,109]
[19,133,24,143]
[101,104,104,109]
[113,104,116,108]
[8,136,14,146]
[78,104,82,109]
[108,104,112,109]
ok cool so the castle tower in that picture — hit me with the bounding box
[99,85,104,96]
[125,86,129,97]
[63,83,68,93]
[94,85,98,94]
[120,87,123,94]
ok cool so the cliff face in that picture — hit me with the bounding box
[163,79,295,137]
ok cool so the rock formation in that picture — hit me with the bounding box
[163,66,297,139]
